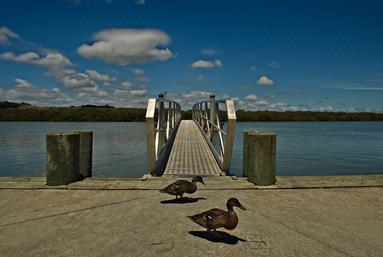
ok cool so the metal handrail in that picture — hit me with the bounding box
[146,96,181,175]
[192,96,236,174]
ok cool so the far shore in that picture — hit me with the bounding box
[1,107,383,122]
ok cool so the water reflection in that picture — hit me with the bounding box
[0,121,382,177]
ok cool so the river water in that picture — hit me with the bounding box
[0,122,382,177]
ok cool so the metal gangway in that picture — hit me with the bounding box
[145,94,236,177]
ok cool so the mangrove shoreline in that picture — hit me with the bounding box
[0,107,382,122]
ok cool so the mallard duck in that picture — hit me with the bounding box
[159,176,205,199]
[188,198,246,231]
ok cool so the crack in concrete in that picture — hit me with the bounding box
[0,196,147,228]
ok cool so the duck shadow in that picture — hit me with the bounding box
[188,231,246,245]
[160,197,206,204]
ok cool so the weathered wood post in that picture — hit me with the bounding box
[46,131,93,185]
[77,131,93,178]
[222,99,236,173]
[209,94,216,124]
[46,132,80,186]
[158,94,166,153]
[243,130,276,185]
[146,98,157,175]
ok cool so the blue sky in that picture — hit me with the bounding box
[0,0,382,111]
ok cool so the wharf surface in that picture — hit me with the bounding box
[0,175,382,257]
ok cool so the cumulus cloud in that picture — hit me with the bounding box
[63,73,97,88]
[245,94,258,100]
[0,51,99,89]
[132,68,150,82]
[3,79,70,105]
[182,91,212,99]
[191,59,223,69]
[0,51,72,68]
[214,59,223,67]
[257,75,274,85]
[78,28,173,65]
[77,85,109,98]
[115,80,148,97]
[255,99,269,106]
[0,27,19,44]
[86,69,116,82]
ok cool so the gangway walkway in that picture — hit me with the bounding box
[145,95,236,177]
[163,120,221,176]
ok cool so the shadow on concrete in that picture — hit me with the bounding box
[188,231,246,244]
[160,197,206,204]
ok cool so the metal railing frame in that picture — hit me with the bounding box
[192,96,236,174]
[146,96,181,175]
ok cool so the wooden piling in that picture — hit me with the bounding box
[243,130,276,185]
[46,131,93,186]
[77,131,93,178]
[46,132,80,186]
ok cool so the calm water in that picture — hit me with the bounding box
[0,122,382,177]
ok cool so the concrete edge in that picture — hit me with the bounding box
[0,174,382,190]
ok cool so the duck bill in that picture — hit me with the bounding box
[201,181,206,185]
[238,204,246,210]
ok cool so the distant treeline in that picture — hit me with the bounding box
[0,108,147,122]
[0,108,382,122]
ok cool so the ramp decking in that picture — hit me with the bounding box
[163,120,221,176]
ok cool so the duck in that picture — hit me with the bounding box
[159,176,205,199]
[188,198,246,231]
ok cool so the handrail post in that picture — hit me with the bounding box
[158,96,165,151]
[146,98,157,175]
[222,99,236,173]
[209,94,216,123]
[146,96,181,176]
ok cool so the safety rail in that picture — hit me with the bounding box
[192,95,236,174]
[146,95,181,175]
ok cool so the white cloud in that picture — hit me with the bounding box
[182,91,212,99]
[319,106,334,112]
[0,51,72,69]
[78,28,173,65]
[77,85,109,98]
[4,79,71,105]
[86,69,116,82]
[63,73,97,88]
[257,75,274,85]
[0,51,100,89]
[214,59,223,67]
[255,99,269,106]
[245,94,258,100]
[0,27,19,44]
[35,53,72,68]
[115,80,148,97]
[132,68,145,76]
[132,68,150,81]
[250,66,257,71]
[191,59,223,69]
[192,60,214,69]
[135,0,145,4]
